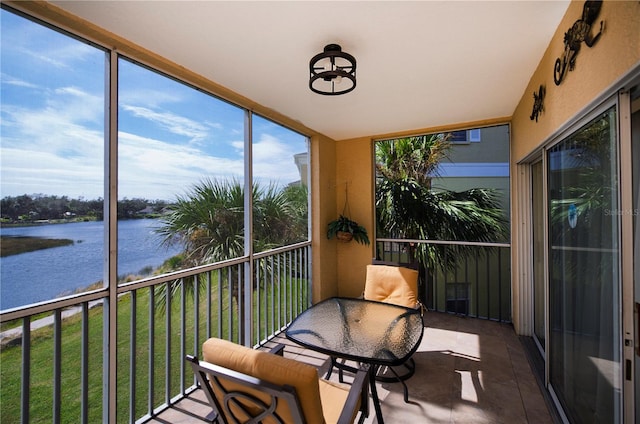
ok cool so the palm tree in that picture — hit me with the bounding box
[375,135,508,272]
[157,178,244,268]
[154,178,308,312]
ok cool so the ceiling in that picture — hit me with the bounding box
[50,1,570,140]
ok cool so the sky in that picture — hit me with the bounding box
[0,8,308,202]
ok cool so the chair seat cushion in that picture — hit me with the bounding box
[203,338,324,423]
[364,264,419,308]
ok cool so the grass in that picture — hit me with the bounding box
[1,235,74,257]
[0,275,307,423]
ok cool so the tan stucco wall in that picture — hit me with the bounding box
[333,137,376,298]
[310,134,339,302]
[510,0,640,333]
[512,1,640,160]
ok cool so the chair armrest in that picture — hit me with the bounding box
[269,343,286,356]
[336,364,369,424]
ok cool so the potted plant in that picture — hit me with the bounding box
[327,215,370,245]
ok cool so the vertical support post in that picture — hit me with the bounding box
[165,281,172,403]
[21,317,31,424]
[104,49,119,424]
[149,286,156,412]
[81,303,89,424]
[129,292,137,422]
[53,310,61,424]
[243,111,254,346]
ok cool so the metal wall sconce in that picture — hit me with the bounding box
[309,44,356,95]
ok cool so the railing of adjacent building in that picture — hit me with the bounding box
[0,241,311,423]
[376,238,511,322]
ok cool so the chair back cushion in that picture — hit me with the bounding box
[364,264,419,308]
[203,337,324,424]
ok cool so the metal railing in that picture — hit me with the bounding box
[0,242,311,423]
[376,238,511,322]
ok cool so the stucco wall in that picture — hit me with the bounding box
[510,0,640,333]
[310,134,340,302]
[512,0,640,160]
[333,137,376,298]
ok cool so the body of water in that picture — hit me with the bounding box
[0,219,182,311]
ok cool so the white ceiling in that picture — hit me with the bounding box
[51,1,570,140]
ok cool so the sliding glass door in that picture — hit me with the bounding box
[547,107,621,423]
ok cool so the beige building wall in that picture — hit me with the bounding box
[510,0,640,333]
[333,137,376,298]
[310,134,340,302]
[512,0,640,161]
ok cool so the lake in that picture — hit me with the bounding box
[0,219,182,311]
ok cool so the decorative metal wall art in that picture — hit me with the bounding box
[530,85,546,122]
[554,0,604,86]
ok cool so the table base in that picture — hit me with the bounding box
[328,357,416,403]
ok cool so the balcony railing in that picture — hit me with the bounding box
[376,238,511,322]
[0,241,311,423]
[0,238,509,423]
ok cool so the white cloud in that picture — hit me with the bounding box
[23,35,97,70]
[0,73,38,89]
[117,131,245,200]
[2,86,105,198]
[118,88,183,110]
[121,105,210,144]
[251,133,304,186]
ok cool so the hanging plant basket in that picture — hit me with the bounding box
[327,183,370,245]
[336,231,354,243]
[327,215,370,245]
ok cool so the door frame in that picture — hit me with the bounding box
[619,83,638,424]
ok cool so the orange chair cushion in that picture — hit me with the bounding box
[364,264,419,308]
[203,338,324,424]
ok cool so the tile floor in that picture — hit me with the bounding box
[150,311,555,424]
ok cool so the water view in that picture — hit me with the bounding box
[0,219,182,311]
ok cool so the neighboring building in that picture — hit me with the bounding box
[434,125,510,222]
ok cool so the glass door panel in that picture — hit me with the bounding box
[548,107,621,423]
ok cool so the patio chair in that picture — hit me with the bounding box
[186,337,369,424]
[330,261,423,402]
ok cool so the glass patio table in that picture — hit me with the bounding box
[285,297,424,424]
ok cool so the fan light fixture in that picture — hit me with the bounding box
[309,44,356,96]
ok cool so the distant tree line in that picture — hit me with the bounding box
[0,194,170,223]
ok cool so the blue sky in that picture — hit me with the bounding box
[1,9,307,202]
